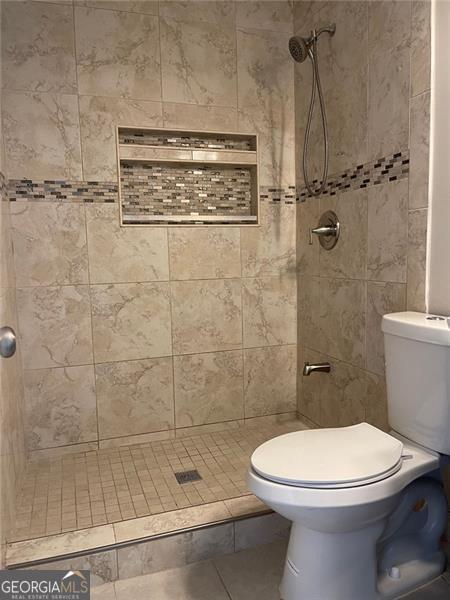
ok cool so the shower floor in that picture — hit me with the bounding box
[11,419,306,543]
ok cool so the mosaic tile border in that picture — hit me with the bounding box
[0,171,7,202]
[8,180,119,203]
[7,148,409,207]
[298,149,409,200]
[7,180,298,209]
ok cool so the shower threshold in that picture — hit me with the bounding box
[7,418,307,568]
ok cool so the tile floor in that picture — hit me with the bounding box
[12,421,305,542]
[91,540,450,600]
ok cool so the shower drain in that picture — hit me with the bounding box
[174,469,202,484]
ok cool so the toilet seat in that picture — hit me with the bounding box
[251,423,404,489]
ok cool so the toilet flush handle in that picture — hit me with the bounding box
[303,362,331,376]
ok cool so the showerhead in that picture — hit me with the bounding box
[288,36,310,63]
[289,23,336,63]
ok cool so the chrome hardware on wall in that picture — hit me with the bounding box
[309,210,340,250]
[303,362,331,376]
[0,326,16,358]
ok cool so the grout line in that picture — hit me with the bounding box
[212,559,234,600]
[21,342,298,374]
[166,232,177,431]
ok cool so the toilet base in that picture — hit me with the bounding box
[280,521,385,600]
[279,520,446,600]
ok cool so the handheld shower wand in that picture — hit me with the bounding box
[289,24,336,196]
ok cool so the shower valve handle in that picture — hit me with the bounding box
[308,225,338,245]
[308,210,340,250]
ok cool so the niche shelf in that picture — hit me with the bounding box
[116,126,259,226]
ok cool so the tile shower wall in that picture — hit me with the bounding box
[1,1,297,454]
[294,0,431,430]
[0,171,26,563]
[0,29,26,561]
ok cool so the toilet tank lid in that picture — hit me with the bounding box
[382,312,450,346]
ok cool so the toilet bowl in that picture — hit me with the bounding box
[248,424,447,600]
[248,313,450,600]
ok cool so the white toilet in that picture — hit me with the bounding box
[248,312,450,600]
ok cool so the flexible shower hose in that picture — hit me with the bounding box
[303,35,330,196]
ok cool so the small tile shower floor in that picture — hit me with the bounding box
[12,421,305,542]
[91,541,450,600]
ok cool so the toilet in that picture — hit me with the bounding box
[248,312,450,600]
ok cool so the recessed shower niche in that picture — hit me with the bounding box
[117,126,259,225]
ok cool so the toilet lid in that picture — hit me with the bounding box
[251,423,404,489]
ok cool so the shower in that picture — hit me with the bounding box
[289,24,336,196]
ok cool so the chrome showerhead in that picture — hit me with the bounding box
[288,36,310,63]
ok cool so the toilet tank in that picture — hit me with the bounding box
[382,312,450,455]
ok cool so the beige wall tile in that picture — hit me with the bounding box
[236,1,293,33]
[319,189,367,280]
[365,370,389,432]
[117,522,234,579]
[411,1,431,97]
[169,228,241,280]
[28,549,118,587]
[0,181,26,559]
[91,282,172,362]
[244,412,299,429]
[294,0,320,32]
[299,348,324,425]
[29,441,99,462]
[95,357,174,439]
[6,525,116,565]
[86,204,169,283]
[171,279,242,355]
[24,365,97,450]
[407,208,428,312]
[238,108,295,188]
[297,274,321,348]
[241,203,296,277]
[244,345,297,418]
[2,1,76,93]
[233,513,290,552]
[237,27,295,186]
[11,202,88,287]
[159,1,235,26]
[296,200,320,277]
[113,502,231,543]
[79,95,163,181]
[409,91,430,209]
[367,179,408,283]
[368,0,411,159]
[99,429,174,449]
[318,278,366,368]
[174,350,243,427]
[296,1,368,175]
[160,18,237,106]
[2,91,82,180]
[75,7,161,100]
[162,103,237,131]
[175,419,241,439]
[366,281,406,376]
[83,1,159,14]
[17,285,93,369]
[319,356,366,427]
[242,276,296,348]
